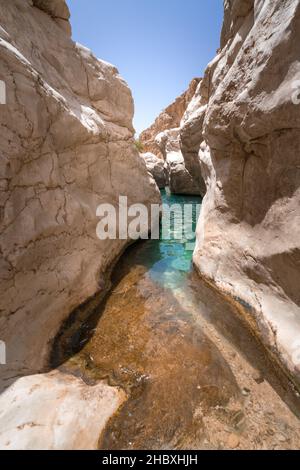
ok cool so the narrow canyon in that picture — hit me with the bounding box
[0,0,300,450]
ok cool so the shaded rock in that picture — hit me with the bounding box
[140,78,205,195]
[180,79,208,197]
[32,0,72,35]
[227,433,240,449]
[156,128,200,195]
[33,0,70,19]
[141,152,168,189]
[252,370,264,385]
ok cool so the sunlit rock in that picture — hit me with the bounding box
[141,152,168,189]
[194,0,300,386]
[0,0,160,378]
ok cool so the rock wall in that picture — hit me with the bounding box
[0,0,160,380]
[140,77,206,196]
[0,370,126,450]
[140,77,200,158]
[180,78,208,196]
[156,128,201,195]
[194,0,300,386]
[32,0,72,35]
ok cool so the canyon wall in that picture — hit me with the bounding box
[140,152,168,189]
[0,0,160,381]
[140,77,200,158]
[140,78,206,195]
[194,0,300,386]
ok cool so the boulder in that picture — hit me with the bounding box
[141,152,168,189]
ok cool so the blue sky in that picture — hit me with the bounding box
[68,0,224,135]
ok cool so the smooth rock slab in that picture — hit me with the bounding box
[0,371,125,450]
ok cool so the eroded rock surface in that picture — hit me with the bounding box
[140,78,200,158]
[33,0,72,35]
[179,79,208,196]
[194,0,300,386]
[0,371,125,450]
[141,152,168,189]
[156,128,200,195]
[0,0,160,379]
[140,78,205,195]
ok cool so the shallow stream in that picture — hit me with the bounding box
[51,190,300,450]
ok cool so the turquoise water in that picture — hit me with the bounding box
[131,188,202,290]
[52,189,300,450]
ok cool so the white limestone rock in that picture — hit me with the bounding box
[0,371,126,450]
[156,128,200,195]
[141,152,168,189]
[194,0,300,386]
[0,0,160,379]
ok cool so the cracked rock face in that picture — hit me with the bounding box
[0,0,160,380]
[194,0,300,386]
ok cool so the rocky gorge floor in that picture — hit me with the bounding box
[49,192,300,451]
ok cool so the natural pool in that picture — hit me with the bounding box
[129,188,201,289]
[51,189,300,450]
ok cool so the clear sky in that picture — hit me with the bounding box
[67,0,224,135]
